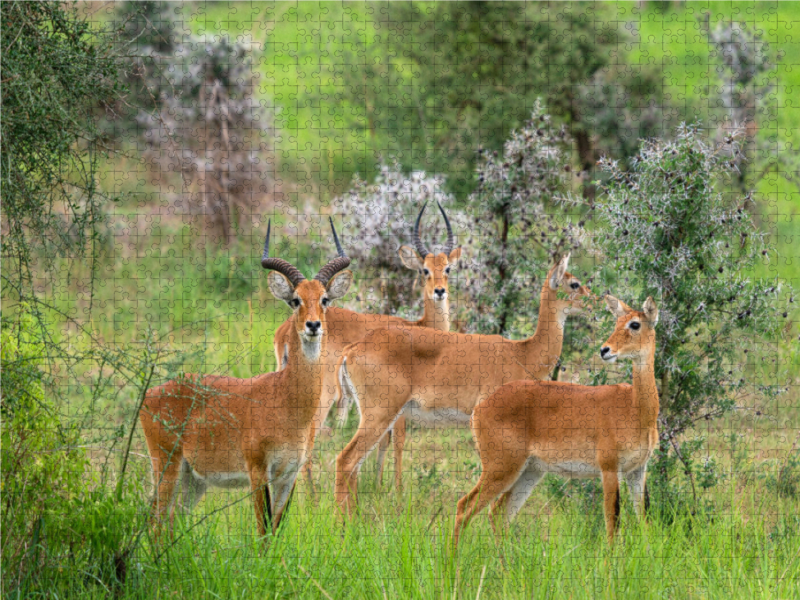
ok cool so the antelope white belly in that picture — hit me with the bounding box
[402,401,471,428]
[193,470,251,489]
[531,458,601,479]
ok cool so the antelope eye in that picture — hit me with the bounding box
[291,298,301,308]
[570,282,580,290]
[445,267,451,275]
[423,269,430,276]
[321,297,329,307]
[629,321,641,331]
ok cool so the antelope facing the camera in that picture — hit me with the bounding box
[272,202,462,491]
[140,219,353,537]
[453,296,660,545]
[335,254,592,513]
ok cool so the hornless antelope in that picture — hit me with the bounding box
[272,202,462,491]
[140,219,353,537]
[453,296,659,544]
[335,254,592,513]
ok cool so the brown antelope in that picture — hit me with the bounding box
[334,254,592,513]
[453,296,659,544]
[139,219,353,537]
[272,202,462,491]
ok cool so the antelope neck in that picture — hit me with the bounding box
[284,316,325,417]
[419,297,451,331]
[631,344,659,428]
[519,290,566,376]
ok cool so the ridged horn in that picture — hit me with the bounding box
[412,202,431,258]
[314,217,351,286]
[261,220,306,287]
[437,200,455,255]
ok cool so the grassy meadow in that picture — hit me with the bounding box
[15,1,800,597]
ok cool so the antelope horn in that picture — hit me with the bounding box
[437,200,455,255]
[261,220,306,287]
[314,217,351,285]
[412,202,431,258]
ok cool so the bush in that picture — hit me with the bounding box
[589,123,791,497]
[463,102,586,337]
[1,308,145,595]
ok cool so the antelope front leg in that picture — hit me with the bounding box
[601,470,621,543]
[392,415,407,493]
[335,419,395,515]
[624,464,648,520]
[248,462,271,538]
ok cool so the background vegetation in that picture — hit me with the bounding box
[1,1,799,597]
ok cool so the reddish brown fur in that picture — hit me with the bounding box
[334,256,592,513]
[453,296,659,544]
[141,274,351,538]
[272,247,462,492]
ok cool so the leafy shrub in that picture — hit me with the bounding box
[1,308,143,595]
[587,122,791,498]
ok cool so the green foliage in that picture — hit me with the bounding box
[592,123,791,491]
[112,1,177,130]
[355,2,667,198]
[0,308,143,595]
[1,0,123,296]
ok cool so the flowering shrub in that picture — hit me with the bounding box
[463,101,587,336]
[591,123,792,504]
[333,164,470,317]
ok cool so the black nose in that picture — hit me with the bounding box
[434,288,446,297]
[306,321,321,334]
[600,346,610,357]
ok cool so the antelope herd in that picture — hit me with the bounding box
[140,208,660,544]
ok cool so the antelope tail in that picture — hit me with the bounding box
[336,353,360,426]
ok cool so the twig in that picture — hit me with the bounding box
[426,506,444,532]
[295,562,334,600]
[116,363,156,502]
[475,565,487,600]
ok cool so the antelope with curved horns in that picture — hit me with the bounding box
[140,219,353,537]
[453,296,659,545]
[335,254,592,513]
[271,202,463,492]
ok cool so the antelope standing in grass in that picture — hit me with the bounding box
[272,203,462,491]
[335,254,592,513]
[453,296,659,544]
[140,219,353,537]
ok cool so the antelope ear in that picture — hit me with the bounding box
[325,270,353,301]
[549,253,570,290]
[267,271,296,304]
[605,294,633,318]
[398,246,425,271]
[448,247,463,264]
[643,296,659,325]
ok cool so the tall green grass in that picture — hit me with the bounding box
[31,442,800,599]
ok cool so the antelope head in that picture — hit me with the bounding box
[600,295,659,364]
[263,218,353,361]
[398,201,463,303]
[544,253,593,316]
